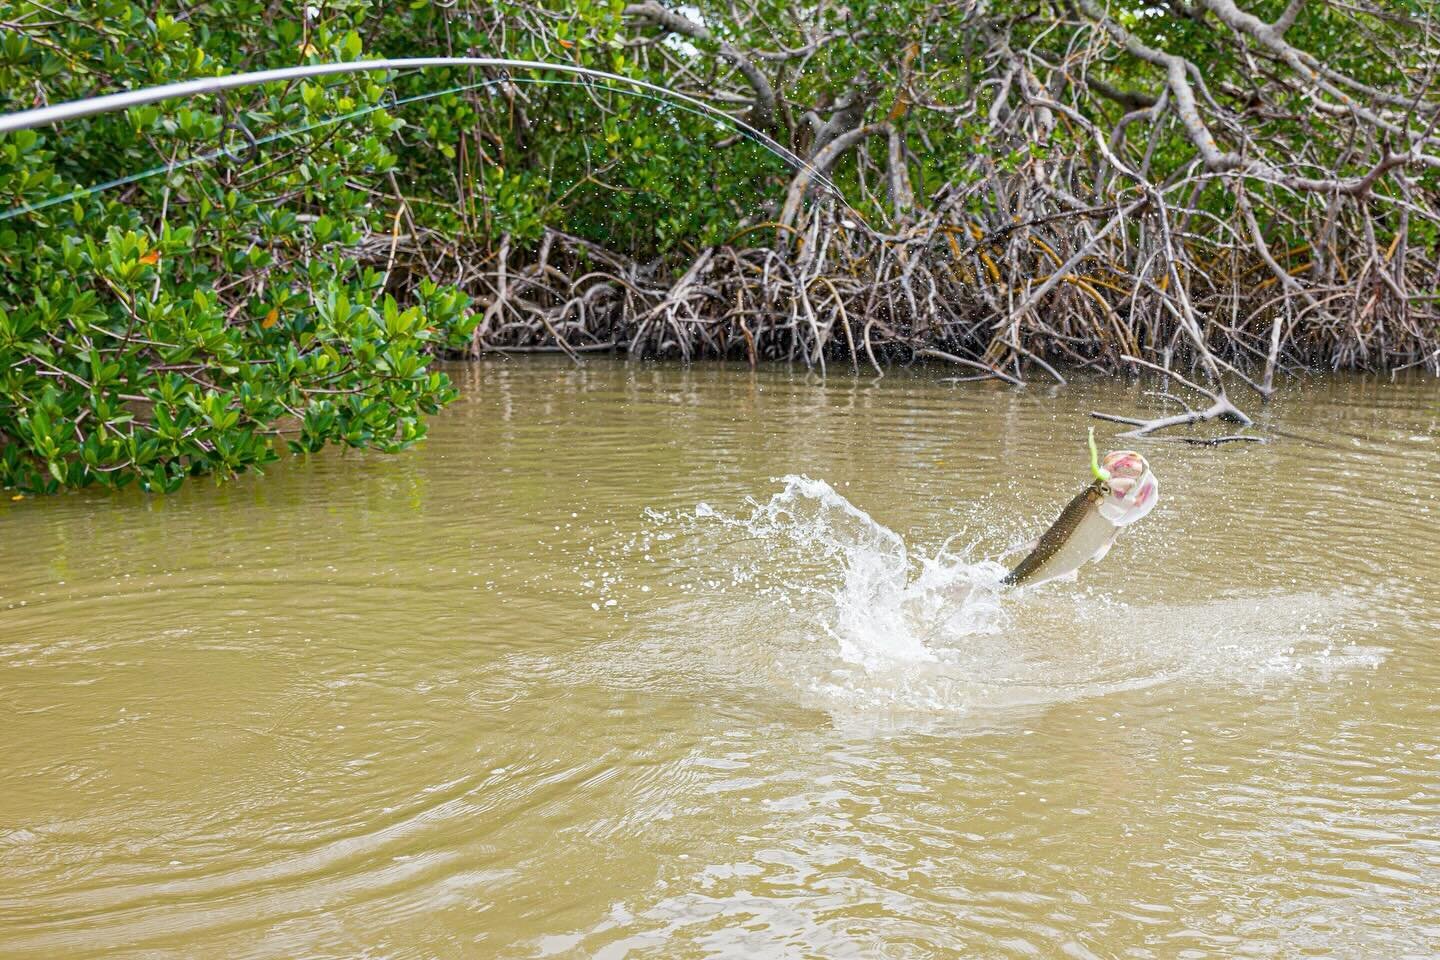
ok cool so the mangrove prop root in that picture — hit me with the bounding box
[359,184,1435,423]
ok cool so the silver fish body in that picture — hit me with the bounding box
[1003,451,1158,588]
[1002,482,1120,586]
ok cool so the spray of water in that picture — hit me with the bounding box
[695,476,1009,671]
[627,476,1386,729]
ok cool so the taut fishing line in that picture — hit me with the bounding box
[0,58,857,224]
[2,80,488,223]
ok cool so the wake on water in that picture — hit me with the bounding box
[633,475,1384,726]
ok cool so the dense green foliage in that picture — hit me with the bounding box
[0,0,806,493]
[0,4,482,494]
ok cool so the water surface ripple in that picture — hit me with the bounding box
[1,362,1437,958]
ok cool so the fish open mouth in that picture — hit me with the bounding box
[1098,450,1158,526]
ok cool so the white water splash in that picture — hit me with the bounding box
[691,475,1009,671]
[629,475,1385,727]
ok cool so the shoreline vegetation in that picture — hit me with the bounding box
[2,0,1438,492]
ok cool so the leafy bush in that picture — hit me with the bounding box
[0,2,479,494]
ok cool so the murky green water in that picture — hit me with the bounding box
[3,361,1438,958]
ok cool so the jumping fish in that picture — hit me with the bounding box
[1003,433,1158,587]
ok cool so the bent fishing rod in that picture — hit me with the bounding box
[0,56,852,213]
